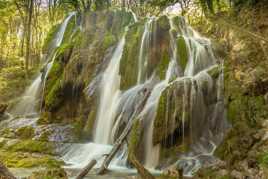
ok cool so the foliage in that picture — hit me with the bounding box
[50,0,111,12]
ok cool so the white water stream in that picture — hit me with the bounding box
[94,34,126,144]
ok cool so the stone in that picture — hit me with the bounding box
[28,168,67,179]
[0,103,8,115]
[0,162,15,179]
[218,169,229,176]
[230,170,243,179]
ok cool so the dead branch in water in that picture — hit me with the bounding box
[76,88,151,178]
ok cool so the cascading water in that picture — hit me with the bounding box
[10,76,42,116]
[137,19,153,84]
[59,11,227,177]
[143,60,176,168]
[94,34,126,144]
[10,13,76,117]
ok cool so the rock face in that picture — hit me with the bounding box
[41,9,226,172]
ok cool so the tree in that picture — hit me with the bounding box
[25,0,34,73]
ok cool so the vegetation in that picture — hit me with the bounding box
[0,0,267,178]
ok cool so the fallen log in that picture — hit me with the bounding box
[75,88,151,178]
[75,160,97,179]
[129,153,155,179]
[97,88,151,175]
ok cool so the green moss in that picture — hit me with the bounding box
[207,65,221,79]
[197,167,231,179]
[8,140,53,154]
[45,76,63,111]
[0,138,6,148]
[157,16,170,31]
[83,107,97,139]
[119,23,144,90]
[0,150,62,168]
[61,16,76,45]
[176,36,188,71]
[160,144,189,161]
[15,126,35,139]
[128,120,142,158]
[39,131,51,141]
[38,112,52,124]
[29,168,67,179]
[214,122,258,166]
[73,117,84,139]
[258,152,268,167]
[102,32,116,50]
[43,24,60,53]
[157,175,177,179]
[156,50,170,80]
[0,128,15,138]
[45,60,62,96]
[154,92,167,144]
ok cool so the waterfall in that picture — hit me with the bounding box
[58,12,226,176]
[137,18,153,84]
[129,9,138,22]
[10,76,42,116]
[143,49,177,169]
[50,12,76,51]
[10,12,76,117]
[44,12,76,79]
[94,34,126,144]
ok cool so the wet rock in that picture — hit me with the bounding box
[0,103,8,116]
[230,170,243,179]
[218,169,229,176]
[163,165,183,178]
[0,162,15,179]
[28,168,67,179]
[244,66,268,95]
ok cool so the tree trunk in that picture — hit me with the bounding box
[75,160,97,179]
[77,88,151,178]
[129,153,155,179]
[97,89,150,175]
[25,0,34,74]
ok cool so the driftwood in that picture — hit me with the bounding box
[129,153,155,179]
[0,162,16,179]
[75,160,97,179]
[76,88,151,178]
[97,88,151,174]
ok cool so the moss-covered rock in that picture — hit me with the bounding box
[128,119,142,160]
[215,122,261,166]
[8,140,54,154]
[0,150,62,168]
[83,105,97,139]
[176,36,188,71]
[29,168,67,179]
[15,126,35,139]
[43,24,60,53]
[119,21,145,90]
